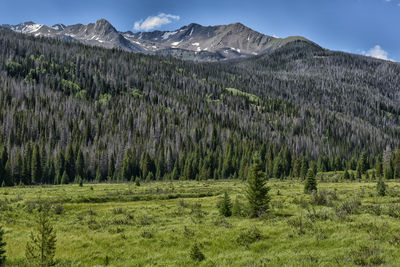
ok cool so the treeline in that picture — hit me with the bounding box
[0,29,400,185]
[1,140,398,185]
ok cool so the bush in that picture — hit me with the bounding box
[236,226,262,247]
[53,204,64,215]
[334,198,361,220]
[189,243,205,261]
[311,189,337,206]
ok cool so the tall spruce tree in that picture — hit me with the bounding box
[246,154,270,217]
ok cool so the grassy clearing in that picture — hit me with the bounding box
[225,88,261,103]
[1,178,400,266]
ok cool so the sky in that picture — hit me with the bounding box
[1,0,399,61]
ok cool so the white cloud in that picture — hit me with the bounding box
[134,13,180,31]
[365,45,393,61]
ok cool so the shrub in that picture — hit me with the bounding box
[53,204,64,215]
[311,189,337,206]
[334,198,361,220]
[350,244,385,266]
[236,226,262,247]
[112,207,124,215]
[135,177,140,186]
[141,229,153,239]
[189,243,205,261]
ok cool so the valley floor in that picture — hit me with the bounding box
[2,177,400,266]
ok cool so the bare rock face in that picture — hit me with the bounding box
[2,19,319,61]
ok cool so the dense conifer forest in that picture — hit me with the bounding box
[0,28,400,186]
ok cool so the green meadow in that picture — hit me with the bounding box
[1,177,400,266]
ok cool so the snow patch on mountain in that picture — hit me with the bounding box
[162,31,177,40]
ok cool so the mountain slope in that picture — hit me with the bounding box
[2,19,317,61]
[0,28,399,186]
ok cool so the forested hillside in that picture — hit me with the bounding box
[0,28,399,185]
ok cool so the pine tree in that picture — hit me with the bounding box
[0,225,6,266]
[95,166,101,183]
[31,144,42,184]
[300,158,309,180]
[25,204,57,266]
[246,154,270,217]
[107,154,115,180]
[304,168,317,194]
[75,149,85,179]
[376,158,383,178]
[61,171,69,185]
[65,144,75,181]
[377,178,386,196]
[343,169,350,180]
[219,191,232,217]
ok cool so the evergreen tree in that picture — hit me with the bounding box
[75,149,85,179]
[107,153,115,180]
[25,204,57,266]
[95,166,101,183]
[0,225,6,266]
[246,154,270,217]
[300,158,309,180]
[304,168,317,194]
[376,158,383,178]
[293,158,302,178]
[343,169,350,180]
[377,177,386,196]
[219,192,232,217]
[61,171,69,185]
[31,144,42,184]
[65,144,75,181]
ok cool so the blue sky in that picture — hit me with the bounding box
[1,0,399,61]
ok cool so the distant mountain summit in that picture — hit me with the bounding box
[1,19,319,61]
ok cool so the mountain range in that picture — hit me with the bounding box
[1,18,318,61]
